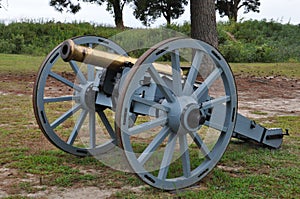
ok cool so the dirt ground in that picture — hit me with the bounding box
[0,72,299,198]
[2,72,299,118]
[235,74,300,118]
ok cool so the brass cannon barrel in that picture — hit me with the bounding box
[60,39,176,75]
[60,39,137,70]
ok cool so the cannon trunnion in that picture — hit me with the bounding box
[33,35,286,190]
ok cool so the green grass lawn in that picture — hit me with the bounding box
[1,53,300,78]
[0,53,299,198]
[0,54,43,74]
[230,62,300,79]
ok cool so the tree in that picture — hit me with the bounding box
[215,0,260,22]
[191,0,218,48]
[49,0,131,28]
[133,0,188,26]
[0,0,8,10]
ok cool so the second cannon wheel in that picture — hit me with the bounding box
[33,36,127,156]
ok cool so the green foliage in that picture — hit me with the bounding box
[169,19,300,62]
[50,0,85,13]
[0,20,122,56]
[49,0,131,28]
[0,19,299,63]
[166,21,191,36]
[216,20,300,62]
[133,0,188,26]
[216,0,261,22]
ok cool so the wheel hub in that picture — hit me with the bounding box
[166,96,205,134]
[181,103,205,132]
[78,82,96,110]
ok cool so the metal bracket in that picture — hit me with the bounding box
[266,129,289,140]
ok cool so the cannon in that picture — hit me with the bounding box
[33,35,286,190]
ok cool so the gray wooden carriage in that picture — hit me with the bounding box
[33,36,286,190]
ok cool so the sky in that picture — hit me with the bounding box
[0,0,299,27]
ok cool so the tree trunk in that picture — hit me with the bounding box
[190,0,218,48]
[162,10,171,25]
[166,15,171,25]
[232,0,239,22]
[112,0,125,29]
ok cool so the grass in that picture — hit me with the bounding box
[0,53,299,198]
[249,110,269,116]
[0,54,42,74]
[230,62,300,79]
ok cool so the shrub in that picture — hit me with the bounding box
[0,20,299,63]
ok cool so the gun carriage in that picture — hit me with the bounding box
[33,35,286,190]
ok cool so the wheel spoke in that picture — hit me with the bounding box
[192,68,223,101]
[127,116,168,136]
[44,96,74,103]
[67,110,88,145]
[148,65,176,103]
[179,134,191,178]
[51,104,81,129]
[69,61,87,84]
[89,110,96,149]
[87,43,94,81]
[171,50,183,96]
[202,96,231,110]
[183,50,204,95]
[158,133,177,180]
[204,121,228,132]
[137,127,170,165]
[97,110,116,140]
[203,101,228,132]
[49,71,82,91]
[188,132,211,160]
[131,96,169,116]
[87,65,94,81]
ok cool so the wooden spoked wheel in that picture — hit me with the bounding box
[116,38,238,190]
[33,36,127,156]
